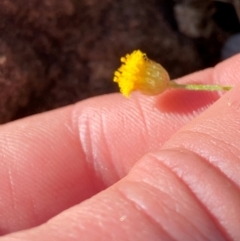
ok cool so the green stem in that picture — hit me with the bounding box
[170,82,232,91]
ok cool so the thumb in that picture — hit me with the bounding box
[1,77,239,240]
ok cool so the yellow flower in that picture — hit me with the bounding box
[113,50,170,97]
[113,50,232,97]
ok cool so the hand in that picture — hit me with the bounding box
[0,55,240,241]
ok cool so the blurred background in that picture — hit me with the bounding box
[0,0,239,123]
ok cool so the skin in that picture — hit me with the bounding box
[0,54,240,241]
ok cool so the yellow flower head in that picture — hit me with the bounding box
[113,50,170,97]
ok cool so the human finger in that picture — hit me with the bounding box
[0,54,238,234]
[2,75,240,240]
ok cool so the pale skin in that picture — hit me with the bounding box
[0,54,240,241]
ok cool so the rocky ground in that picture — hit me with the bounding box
[0,0,239,123]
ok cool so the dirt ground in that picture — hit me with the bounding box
[0,0,239,123]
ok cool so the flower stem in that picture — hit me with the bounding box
[170,82,232,91]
